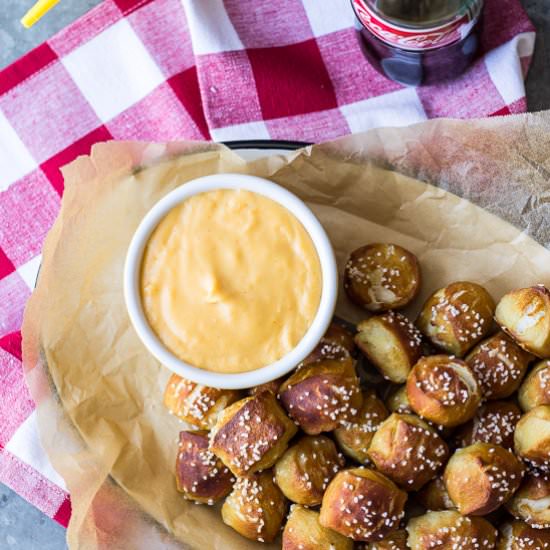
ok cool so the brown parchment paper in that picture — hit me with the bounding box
[22,110,550,550]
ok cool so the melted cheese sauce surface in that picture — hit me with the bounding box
[141,189,322,373]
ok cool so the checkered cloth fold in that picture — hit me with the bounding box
[0,0,535,527]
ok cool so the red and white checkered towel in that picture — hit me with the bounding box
[0,0,535,528]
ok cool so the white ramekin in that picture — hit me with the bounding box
[123,173,338,389]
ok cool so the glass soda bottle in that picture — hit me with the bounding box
[351,0,484,86]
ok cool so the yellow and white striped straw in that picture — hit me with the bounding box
[21,0,60,28]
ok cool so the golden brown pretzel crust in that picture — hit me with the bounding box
[163,373,241,429]
[466,332,533,400]
[416,281,495,357]
[367,413,448,491]
[360,529,408,550]
[278,357,362,435]
[519,359,550,411]
[386,385,412,414]
[210,391,297,477]
[274,435,344,506]
[415,477,456,512]
[407,511,497,550]
[334,389,389,464]
[514,405,550,471]
[301,345,351,367]
[319,468,407,542]
[321,322,356,355]
[443,442,524,516]
[498,520,550,550]
[506,473,550,529]
[455,400,521,450]
[175,430,234,504]
[406,355,481,427]
[496,285,550,358]
[221,470,287,543]
[301,322,355,367]
[355,312,423,383]
[282,505,353,550]
[343,243,421,312]
[247,378,284,396]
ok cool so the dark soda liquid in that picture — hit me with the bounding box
[353,0,483,86]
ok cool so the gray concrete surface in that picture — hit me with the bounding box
[523,0,550,111]
[0,1,548,549]
[0,484,67,549]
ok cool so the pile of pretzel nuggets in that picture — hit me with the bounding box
[163,243,550,549]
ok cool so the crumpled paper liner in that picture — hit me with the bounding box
[22,111,550,549]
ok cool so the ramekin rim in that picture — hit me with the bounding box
[123,173,338,389]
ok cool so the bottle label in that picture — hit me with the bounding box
[352,0,483,51]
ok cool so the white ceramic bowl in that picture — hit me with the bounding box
[124,174,338,389]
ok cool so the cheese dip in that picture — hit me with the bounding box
[141,188,322,373]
